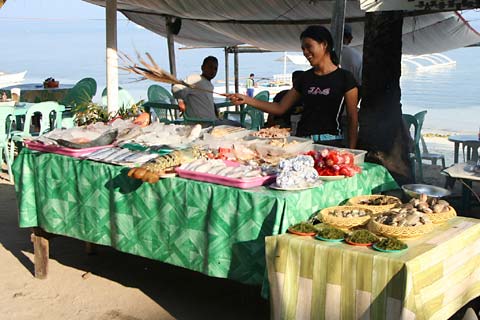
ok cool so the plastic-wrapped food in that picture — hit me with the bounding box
[276,155,319,188]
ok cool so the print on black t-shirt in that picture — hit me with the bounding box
[293,68,357,137]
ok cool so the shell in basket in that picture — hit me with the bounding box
[425,206,457,224]
[347,195,401,214]
[319,206,373,230]
[369,219,434,239]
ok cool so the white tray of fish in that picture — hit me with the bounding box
[82,147,159,167]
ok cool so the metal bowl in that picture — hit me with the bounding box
[401,184,451,200]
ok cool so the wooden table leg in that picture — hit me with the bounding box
[31,228,49,279]
[85,242,97,255]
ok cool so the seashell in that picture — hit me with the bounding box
[423,207,433,214]
[406,215,420,225]
[432,204,446,213]
[438,200,449,206]
[403,203,414,210]
[419,193,428,203]
[417,203,429,211]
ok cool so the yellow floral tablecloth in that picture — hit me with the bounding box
[265,217,480,320]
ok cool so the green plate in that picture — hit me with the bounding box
[315,235,344,242]
[372,243,408,253]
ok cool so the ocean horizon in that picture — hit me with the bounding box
[2,19,479,134]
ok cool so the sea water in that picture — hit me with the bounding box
[2,19,479,134]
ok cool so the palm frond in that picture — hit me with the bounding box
[119,51,226,96]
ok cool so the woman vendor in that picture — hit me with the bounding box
[228,25,359,149]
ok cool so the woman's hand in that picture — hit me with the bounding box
[227,93,248,105]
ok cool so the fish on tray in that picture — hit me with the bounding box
[83,147,158,165]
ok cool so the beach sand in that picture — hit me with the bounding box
[0,137,478,319]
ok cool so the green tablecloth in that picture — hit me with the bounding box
[13,149,397,284]
[265,218,480,320]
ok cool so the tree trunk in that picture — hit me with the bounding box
[358,11,414,186]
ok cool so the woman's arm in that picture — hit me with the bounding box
[228,89,301,116]
[344,87,359,149]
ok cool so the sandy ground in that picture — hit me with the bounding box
[0,136,478,320]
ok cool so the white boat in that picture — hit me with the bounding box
[0,71,27,88]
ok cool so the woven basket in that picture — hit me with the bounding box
[319,206,373,230]
[369,219,434,239]
[347,195,402,214]
[425,206,457,224]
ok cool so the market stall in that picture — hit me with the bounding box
[12,122,397,283]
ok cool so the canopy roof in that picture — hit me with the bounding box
[84,0,480,54]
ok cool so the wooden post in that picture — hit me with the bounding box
[32,228,49,279]
[233,47,239,111]
[330,0,347,63]
[224,47,230,94]
[106,0,119,114]
[166,16,178,117]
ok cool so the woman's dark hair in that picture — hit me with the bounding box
[300,25,339,66]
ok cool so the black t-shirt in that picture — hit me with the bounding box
[293,68,357,136]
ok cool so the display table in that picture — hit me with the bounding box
[13,149,397,284]
[265,217,480,320]
[3,83,74,103]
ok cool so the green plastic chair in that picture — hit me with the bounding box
[0,106,15,181]
[10,101,63,160]
[61,79,97,110]
[76,77,97,96]
[61,78,97,128]
[146,84,175,122]
[403,110,427,182]
[223,90,269,130]
[101,87,136,109]
[147,84,173,103]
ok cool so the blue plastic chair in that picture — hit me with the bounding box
[0,106,15,181]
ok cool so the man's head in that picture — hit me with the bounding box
[343,24,353,45]
[201,56,218,81]
[249,73,255,78]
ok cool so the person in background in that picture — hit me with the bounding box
[228,25,359,148]
[266,70,304,128]
[340,24,363,146]
[246,73,255,97]
[341,24,362,87]
[172,56,219,121]
[173,56,240,126]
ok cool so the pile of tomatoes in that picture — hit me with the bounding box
[305,149,361,177]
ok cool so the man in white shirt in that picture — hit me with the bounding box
[173,56,240,126]
[341,24,363,86]
[173,56,219,120]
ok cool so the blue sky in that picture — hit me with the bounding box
[1,0,108,19]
